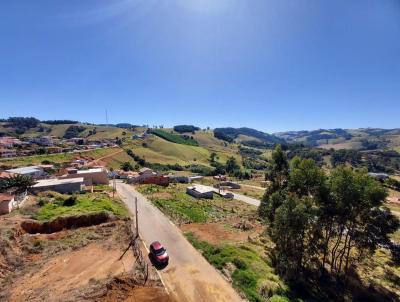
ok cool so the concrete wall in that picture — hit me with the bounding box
[186,188,213,199]
[31,182,83,194]
[62,171,108,185]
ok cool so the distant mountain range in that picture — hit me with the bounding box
[1,117,400,152]
[213,127,400,151]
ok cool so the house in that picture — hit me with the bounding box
[31,178,84,194]
[0,149,17,158]
[0,137,21,148]
[46,146,63,154]
[128,168,169,186]
[30,136,54,147]
[60,167,109,185]
[6,166,45,178]
[186,185,214,199]
[213,175,227,181]
[0,171,15,179]
[0,194,15,215]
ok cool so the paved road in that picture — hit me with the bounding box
[116,182,242,302]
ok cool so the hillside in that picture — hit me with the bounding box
[125,133,241,167]
[275,128,400,151]
[213,127,284,147]
[0,120,135,141]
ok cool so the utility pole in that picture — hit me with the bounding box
[112,174,116,198]
[135,197,139,237]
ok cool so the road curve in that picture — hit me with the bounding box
[116,181,243,302]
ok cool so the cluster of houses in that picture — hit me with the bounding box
[0,163,109,215]
[0,135,119,158]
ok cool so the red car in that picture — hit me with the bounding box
[150,241,169,264]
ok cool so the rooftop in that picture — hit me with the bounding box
[32,177,85,187]
[0,193,15,202]
[6,166,42,174]
[187,185,214,194]
[77,168,104,174]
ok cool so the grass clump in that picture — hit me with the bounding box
[34,193,129,221]
[185,232,289,302]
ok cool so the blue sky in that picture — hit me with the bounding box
[0,0,399,132]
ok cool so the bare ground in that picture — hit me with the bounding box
[0,212,170,302]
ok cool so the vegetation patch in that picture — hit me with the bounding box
[33,192,128,221]
[185,232,290,302]
[137,184,256,224]
[150,129,199,146]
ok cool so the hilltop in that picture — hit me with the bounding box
[275,128,400,151]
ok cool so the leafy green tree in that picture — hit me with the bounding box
[225,156,240,174]
[0,175,35,193]
[120,162,134,171]
[259,145,289,220]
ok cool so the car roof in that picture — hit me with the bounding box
[151,241,163,250]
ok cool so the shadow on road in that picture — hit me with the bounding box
[148,253,169,270]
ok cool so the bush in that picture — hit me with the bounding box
[63,195,77,207]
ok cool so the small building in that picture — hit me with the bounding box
[186,185,214,199]
[0,171,15,179]
[214,181,241,189]
[31,178,84,194]
[128,168,169,186]
[30,136,54,147]
[60,167,109,185]
[368,172,390,181]
[46,146,63,154]
[0,194,15,215]
[0,149,17,158]
[213,175,227,181]
[6,166,45,178]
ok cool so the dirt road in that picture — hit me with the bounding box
[197,184,261,206]
[116,182,242,302]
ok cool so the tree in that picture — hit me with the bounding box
[225,157,240,175]
[259,145,289,220]
[0,175,35,193]
[120,162,134,171]
[209,152,217,164]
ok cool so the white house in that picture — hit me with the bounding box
[6,166,45,178]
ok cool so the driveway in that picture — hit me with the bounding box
[116,182,242,302]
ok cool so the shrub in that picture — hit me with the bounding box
[63,195,77,207]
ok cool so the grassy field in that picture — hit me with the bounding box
[150,129,199,146]
[126,135,241,167]
[0,147,120,167]
[136,183,255,224]
[185,232,290,302]
[32,192,129,221]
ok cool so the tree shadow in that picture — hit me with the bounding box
[286,268,399,302]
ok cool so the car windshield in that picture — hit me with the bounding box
[154,247,166,256]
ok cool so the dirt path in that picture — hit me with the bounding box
[116,182,243,302]
[92,148,124,164]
